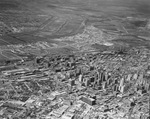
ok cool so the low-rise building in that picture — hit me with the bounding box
[61,112,75,119]
[80,96,96,106]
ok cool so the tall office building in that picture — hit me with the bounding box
[69,78,75,86]
[84,78,90,87]
[79,74,83,82]
[101,72,106,82]
[120,85,125,93]
[119,78,124,88]
[107,77,112,86]
[138,73,144,85]
[113,84,118,92]
[76,68,81,76]
[114,78,118,84]
[102,81,107,90]
[90,77,95,83]
[105,71,109,81]
[133,73,138,80]
[126,74,132,81]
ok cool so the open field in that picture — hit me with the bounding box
[0,0,150,61]
[112,35,150,49]
[0,54,9,61]
[0,0,20,10]
[1,50,22,60]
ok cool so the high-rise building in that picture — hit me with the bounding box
[120,85,125,93]
[89,66,94,71]
[105,72,109,81]
[107,78,112,85]
[90,94,96,100]
[108,72,111,79]
[90,77,95,83]
[97,78,101,86]
[138,73,144,85]
[119,78,124,88]
[102,81,107,90]
[114,78,118,84]
[113,84,118,92]
[76,68,81,76]
[95,73,98,81]
[133,73,138,80]
[101,72,104,82]
[126,74,132,81]
[98,68,102,78]
[69,79,75,86]
[84,78,90,87]
[79,74,83,82]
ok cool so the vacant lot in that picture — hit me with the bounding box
[112,35,150,49]
[1,50,21,60]
[0,54,9,61]
[0,38,9,45]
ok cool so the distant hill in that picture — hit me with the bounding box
[18,0,150,15]
[0,0,21,10]
[0,0,145,15]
